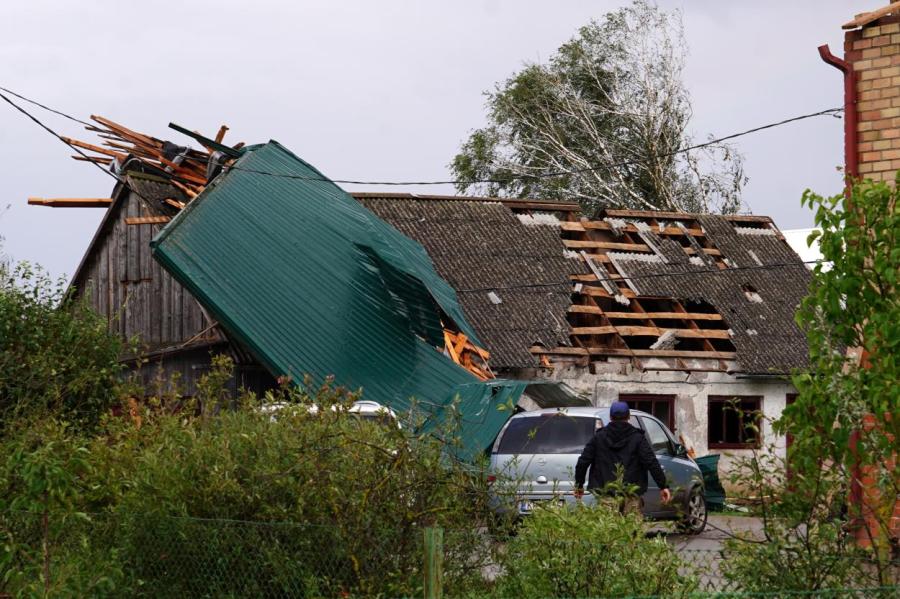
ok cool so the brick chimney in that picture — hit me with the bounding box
[840,3,900,182]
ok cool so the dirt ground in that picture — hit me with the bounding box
[662,514,764,551]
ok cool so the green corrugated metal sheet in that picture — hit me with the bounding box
[150,140,523,458]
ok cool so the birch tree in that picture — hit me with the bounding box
[451,1,746,214]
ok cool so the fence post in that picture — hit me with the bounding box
[423,527,443,599]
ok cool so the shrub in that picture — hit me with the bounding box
[492,503,697,598]
[0,261,122,431]
[0,367,498,597]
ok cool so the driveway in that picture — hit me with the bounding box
[664,514,764,551]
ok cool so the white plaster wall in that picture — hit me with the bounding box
[551,364,795,478]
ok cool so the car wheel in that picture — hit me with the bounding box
[677,487,707,535]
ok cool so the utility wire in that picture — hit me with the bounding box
[0,86,94,127]
[456,260,822,293]
[0,86,826,288]
[0,89,176,212]
[0,84,842,187]
[223,107,843,186]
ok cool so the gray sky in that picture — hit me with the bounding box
[0,1,857,281]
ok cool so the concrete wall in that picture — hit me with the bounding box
[549,360,795,479]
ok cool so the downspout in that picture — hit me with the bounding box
[818,44,858,182]
[819,43,865,531]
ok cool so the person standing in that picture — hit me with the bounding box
[574,401,671,515]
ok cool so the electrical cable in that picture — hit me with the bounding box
[0,84,842,187]
[0,85,94,127]
[223,106,843,186]
[0,86,827,289]
[0,89,160,212]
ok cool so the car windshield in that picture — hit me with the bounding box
[352,412,395,427]
[496,414,597,454]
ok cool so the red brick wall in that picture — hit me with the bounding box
[845,15,900,182]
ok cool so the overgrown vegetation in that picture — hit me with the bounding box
[492,504,696,598]
[0,357,504,596]
[0,260,121,431]
[721,178,899,590]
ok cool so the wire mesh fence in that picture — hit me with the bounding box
[0,510,896,598]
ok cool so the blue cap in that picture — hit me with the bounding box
[610,401,630,418]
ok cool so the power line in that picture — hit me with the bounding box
[0,89,164,212]
[223,107,843,186]
[456,260,822,293]
[0,87,827,289]
[0,84,842,187]
[0,86,94,127]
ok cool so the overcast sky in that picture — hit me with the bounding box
[0,1,858,281]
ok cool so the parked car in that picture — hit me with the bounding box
[489,406,707,534]
[258,399,399,426]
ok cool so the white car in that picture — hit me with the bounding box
[258,399,399,426]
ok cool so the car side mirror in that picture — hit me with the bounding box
[674,443,688,457]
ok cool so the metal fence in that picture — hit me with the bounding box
[0,510,896,598]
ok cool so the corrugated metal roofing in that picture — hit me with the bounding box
[357,197,575,369]
[150,141,524,458]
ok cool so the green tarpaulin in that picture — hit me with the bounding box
[151,140,524,459]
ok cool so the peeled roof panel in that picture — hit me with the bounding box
[151,141,521,455]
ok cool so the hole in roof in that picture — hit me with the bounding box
[742,284,763,303]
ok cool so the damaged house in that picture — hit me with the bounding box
[41,117,810,466]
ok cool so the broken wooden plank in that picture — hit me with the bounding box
[567,305,723,320]
[125,216,171,225]
[569,326,617,336]
[71,155,113,164]
[683,247,722,256]
[214,125,229,144]
[570,273,625,282]
[60,136,127,161]
[90,115,162,149]
[563,220,706,237]
[563,239,652,252]
[569,325,730,339]
[578,285,637,299]
[531,345,736,360]
[164,198,186,210]
[28,197,113,208]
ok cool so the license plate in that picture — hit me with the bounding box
[518,500,534,513]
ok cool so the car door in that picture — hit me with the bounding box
[638,416,677,516]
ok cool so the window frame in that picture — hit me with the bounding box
[619,393,676,431]
[707,395,763,450]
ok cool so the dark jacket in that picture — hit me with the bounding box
[574,420,668,495]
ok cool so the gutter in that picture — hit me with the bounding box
[818,44,859,182]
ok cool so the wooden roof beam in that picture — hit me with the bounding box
[28,197,113,208]
[530,345,737,360]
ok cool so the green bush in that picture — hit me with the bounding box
[492,503,697,598]
[0,261,122,431]
[0,365,499,597]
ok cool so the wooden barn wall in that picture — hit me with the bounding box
[75,190,214,350]
[131,347,277,399]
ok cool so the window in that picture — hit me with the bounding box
[708,396,762,449]
[641,417,673,456]
[496,414,598,454]
[619,394,675,431]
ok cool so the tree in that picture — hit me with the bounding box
[451,1,746,214]
[721,177,899,590]
[0,259,122,431]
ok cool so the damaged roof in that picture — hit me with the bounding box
[356,195,573,369]
[150,140,525,458]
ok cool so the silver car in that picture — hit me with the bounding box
[489,406,707,534]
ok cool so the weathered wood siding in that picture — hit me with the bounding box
[74,189,215,350]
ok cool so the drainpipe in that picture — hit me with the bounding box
[818,44,858,182]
